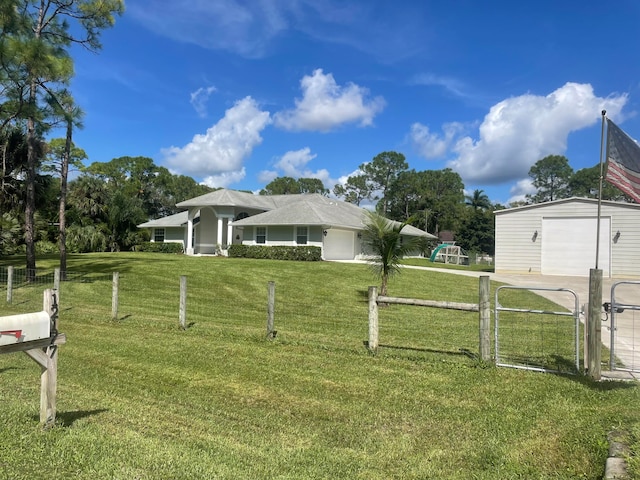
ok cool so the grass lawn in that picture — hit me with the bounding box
[0,253,638,479]
[402,256,495,273]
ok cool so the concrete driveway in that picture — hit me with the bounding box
[403,265,640,379]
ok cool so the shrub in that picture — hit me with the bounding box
[35,240,58,254]
[228,245,322,261]
[136,242,184,254]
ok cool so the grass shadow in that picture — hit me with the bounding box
[365,341,474,358]
[49,408,109,427]
[0,367,19,374]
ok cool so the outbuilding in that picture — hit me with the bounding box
[494,197,640,278]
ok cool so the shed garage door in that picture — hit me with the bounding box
[541,217,610,276]
[323,229,355,260]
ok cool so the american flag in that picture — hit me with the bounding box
[605,119,640,203]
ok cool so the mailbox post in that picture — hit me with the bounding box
[0,289,66,426]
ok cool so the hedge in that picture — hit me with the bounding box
[228,244,322,261]
[136,242,184,254]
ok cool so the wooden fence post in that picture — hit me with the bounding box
[479,275,491,362]
[54,268,60,308]
[111,272,119,321]
[23,289,59,426]
[266,281,275,338]
[368,286,379,352]
[587,268,602,380]
[6,266,13,304]
[179,275,187,330]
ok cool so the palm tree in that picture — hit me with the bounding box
[465,189,492,211]
[362,211,421,296]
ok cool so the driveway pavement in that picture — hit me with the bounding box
[402,265,640,379]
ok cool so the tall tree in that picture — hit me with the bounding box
[527,155,574,203]
[362,151,408,215]
[0,0,124,278]
[45,91,85,276]
[568,164,629,201]
[297,177,329,195]
[456,209,495,255]
[333,173,374,206]
[465,189,491,211]
[259,176,328,195]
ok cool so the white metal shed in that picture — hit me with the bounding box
[494,197,640,278]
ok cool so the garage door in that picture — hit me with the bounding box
[541,217,610,277]
[323,229,355,260]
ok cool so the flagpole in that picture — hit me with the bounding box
[595,110,606,269]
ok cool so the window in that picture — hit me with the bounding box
[154,228,165,242]
[256,227,266,244]
[235,212,249,221]
[296,226,308,245]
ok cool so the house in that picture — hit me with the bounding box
[494,197,640,278]
[138,211,195,250]
[138,188,436,260]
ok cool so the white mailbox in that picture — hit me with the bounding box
[0,311,50,346]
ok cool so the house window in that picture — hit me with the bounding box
[296,226,308,245]
[256,227,266,244]
[154,228,165,242]
[235,212,249,221]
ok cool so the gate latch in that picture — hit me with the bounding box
[603,302,624,314]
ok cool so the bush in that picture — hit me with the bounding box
[228,244,322,261]
[136,242,184,254]
[35,240,58,254]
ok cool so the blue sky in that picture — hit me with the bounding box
[66,0,640,205]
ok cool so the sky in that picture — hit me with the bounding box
[66,0,640,206]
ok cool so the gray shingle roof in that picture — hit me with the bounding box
[138,211,189,228]
[153,189,436,239]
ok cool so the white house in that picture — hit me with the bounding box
[138,189,436,261]
[494,197,640,278]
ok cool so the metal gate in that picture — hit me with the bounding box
[495,286,580,373]
[608,281,640,372]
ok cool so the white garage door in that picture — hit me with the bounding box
[541,217,610,277]
[323,229,355,260]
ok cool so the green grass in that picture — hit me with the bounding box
[0,253,638,479]
[402,256,495,272]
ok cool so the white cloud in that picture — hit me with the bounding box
[129,0,287,58]
[273,69,385,132]
[410,73,468,98]
[446,82,627,184]
[258,170,278,184]
[507,178,536,204]
[274,147,317,176]
[162,96,271,185]
[202,169,247,189]
[128,1,427,62]
[190,86,217,117]
[409,122,464,159]
[263,147,333,187]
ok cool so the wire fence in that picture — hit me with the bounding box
[0,266,489,363]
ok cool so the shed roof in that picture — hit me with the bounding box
[494,197,640,216]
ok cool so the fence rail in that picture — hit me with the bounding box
[368,276,491,361]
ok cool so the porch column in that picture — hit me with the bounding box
[217,217,224,247]
[226,219,233,246]
[186,210,195,255]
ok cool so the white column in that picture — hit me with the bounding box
[226,219,234,246]
[186,210,194,255]
[217,217,223,247]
